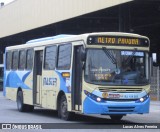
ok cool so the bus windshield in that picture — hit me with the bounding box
[84,49,149,86]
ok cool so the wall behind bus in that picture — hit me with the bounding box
[0,0,132,38]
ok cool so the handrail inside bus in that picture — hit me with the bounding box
[26,34,75,44]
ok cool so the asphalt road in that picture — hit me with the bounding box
[0,91,159,131]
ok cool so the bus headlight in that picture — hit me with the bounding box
[84,90,105,103]
[136,94,149,103]
[140,98,144,102]
[96,97,101,102]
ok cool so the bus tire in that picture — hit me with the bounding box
[26,105,34,112]
[17,91,26,112]
[59,95,73,120]
[110,115,123,121]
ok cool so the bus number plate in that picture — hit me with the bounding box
[109,94,120,99]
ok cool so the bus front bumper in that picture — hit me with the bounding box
[83,97,150,115]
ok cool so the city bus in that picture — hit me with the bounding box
[3,32,150,120]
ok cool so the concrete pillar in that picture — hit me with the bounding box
[118,4,131,32]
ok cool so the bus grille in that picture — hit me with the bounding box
[108,107,135,112]
[98,87,143,93]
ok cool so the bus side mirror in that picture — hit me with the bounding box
[150,57,153,77]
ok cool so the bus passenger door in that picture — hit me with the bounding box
[72,46,83,111]
[33,50,43,105]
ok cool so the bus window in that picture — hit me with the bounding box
[57,44,71,70]
[26,49,33,70]
[6,51,12,70]
[0,65,3,91]
[44,46,57,70]
[12,51,19,70]
[19,50,26,70]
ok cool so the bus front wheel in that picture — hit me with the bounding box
[110,115,123,121]
[59,95,73,120]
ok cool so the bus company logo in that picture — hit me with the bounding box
[2,124,11,129]
[102,92,108,98]
[43,77,57,86]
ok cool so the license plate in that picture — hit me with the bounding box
[109,94,120,99]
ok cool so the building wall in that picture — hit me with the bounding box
[0,0,132,38]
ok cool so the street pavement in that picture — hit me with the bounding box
[0,91,159,131]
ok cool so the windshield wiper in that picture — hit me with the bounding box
[102,47,117,67]
[125,48,137,66]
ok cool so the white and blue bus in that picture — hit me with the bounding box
[3,32,150,120]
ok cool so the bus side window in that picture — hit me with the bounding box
[6,51,12,70]
[12,51,19,70]
[44,45,57,70]
[57,44,72,70]
[19,50,26,70]
[26,49,34,70]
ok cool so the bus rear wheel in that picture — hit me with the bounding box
[110,115,123,121]
[59,95,73,120]
[17,91,34,112]
[17,91,26,112]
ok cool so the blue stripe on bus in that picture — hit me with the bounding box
[22,71,31,82]
[5,71,31,90]
[55,71,70,93]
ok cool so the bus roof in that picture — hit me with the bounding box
[26,34,75,44]
[6,32,149,50]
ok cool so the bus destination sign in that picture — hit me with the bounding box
[87,36,149,46]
